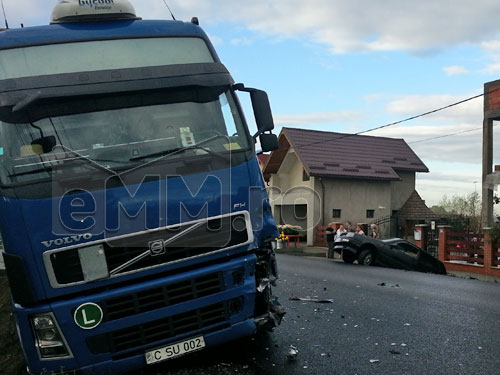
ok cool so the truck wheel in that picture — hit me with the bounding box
[358,249,374,266]
[342,251,356,263]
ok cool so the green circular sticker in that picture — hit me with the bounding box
[74,303,103,330]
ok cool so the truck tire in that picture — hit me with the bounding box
[342,251,356,263]
[358,249,374,266]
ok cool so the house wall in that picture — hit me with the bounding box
[390,171,416,212]
[316,178,392,230]
[268,149,318,245]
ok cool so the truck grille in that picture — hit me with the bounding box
[46,212,250,287]
[105,214,249,275]
[100,272,224,321]
[87,302,227,354]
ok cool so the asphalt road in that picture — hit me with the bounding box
[144,254,500,375]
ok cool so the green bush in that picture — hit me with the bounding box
[277,224,301,236]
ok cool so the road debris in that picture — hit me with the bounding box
[377,282,400,288]
[289,296,334,303]
[287,345,299,361]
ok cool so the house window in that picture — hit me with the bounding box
[302,169,310,181]
[366,209,375,218]
[332,209,341,218]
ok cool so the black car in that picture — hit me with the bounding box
[332,233,446,275]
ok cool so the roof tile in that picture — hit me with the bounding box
[264,127,428,180]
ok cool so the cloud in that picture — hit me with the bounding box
[230,37,254,46]
[443,65,469,76]
[147,0,500,54]
[385,92,483,123]
[370,124,485,164]
[274,110,365,126]
[367,91,496,165]
[8,1,500,57]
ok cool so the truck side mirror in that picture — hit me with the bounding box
[250,90,274,133]
[260,133,279,152]
[233,84,275,136]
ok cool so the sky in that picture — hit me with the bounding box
[4,0,500,209]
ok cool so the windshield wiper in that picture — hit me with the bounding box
[51,145,120,176]
[8,146,123,178]
[129,135,232,162]
[8,164,54,178]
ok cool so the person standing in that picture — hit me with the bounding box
[335,224,347,239]
[345,221,353,232]
[370,224,378,239]
[355,225,365,235]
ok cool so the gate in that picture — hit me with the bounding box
[426,229,439,258]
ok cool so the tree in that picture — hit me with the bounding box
[435,192,482,232]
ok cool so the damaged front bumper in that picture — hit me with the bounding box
[254,246,286,331]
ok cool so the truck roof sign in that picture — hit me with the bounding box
[51,0,139,24]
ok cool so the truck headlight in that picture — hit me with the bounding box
[31,313,72,359]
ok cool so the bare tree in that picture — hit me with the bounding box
[436,192,482,232]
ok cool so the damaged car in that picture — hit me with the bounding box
[333,233,447,275]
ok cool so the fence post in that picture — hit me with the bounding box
[483,228,493,269]
[415,224,428,250]
[438,225,451,262]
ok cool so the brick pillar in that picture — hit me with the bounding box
[483,228,493,269]
[438,226,451,262]
[415,224,428,250]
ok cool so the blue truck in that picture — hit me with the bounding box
[0,1,283,374]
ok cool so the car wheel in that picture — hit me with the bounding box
[358,249,374,266]
[342,251,356,263]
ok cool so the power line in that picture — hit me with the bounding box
[408,123,500,144]
[293,86,500,150]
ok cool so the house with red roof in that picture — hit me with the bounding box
[263,127,435,245]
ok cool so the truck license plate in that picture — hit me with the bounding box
[145,336,206,365]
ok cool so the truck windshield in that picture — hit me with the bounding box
[0,86,250,186]
[0,37,214,80]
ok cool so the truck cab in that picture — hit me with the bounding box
[0,1,282,374]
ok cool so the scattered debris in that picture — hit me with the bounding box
[289,296,334,303]
[378,282,400,288]
[287,345,299,361]
[257,278,270,293]
[370,359,380,364]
